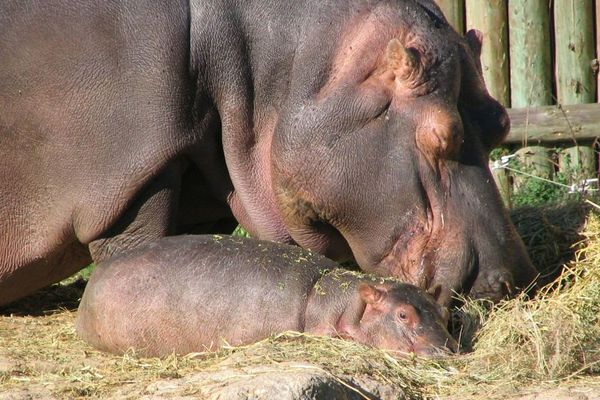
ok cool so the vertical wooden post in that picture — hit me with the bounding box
[508,0,552,108]
[490,161,512,208]
[465,0,510,107]
[596,0,600,102]
[554,0,596,104]
[558,147,596,186]
[466,1,510,205]
[435,0,465,34]
[507,1,553,206]
[596,1,600,181]
[554,0,596,183]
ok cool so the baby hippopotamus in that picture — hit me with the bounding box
[76,235,457,357]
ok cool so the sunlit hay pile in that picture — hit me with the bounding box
[0,310,441,398]
[1,202,599,399]
[439,207,600,395]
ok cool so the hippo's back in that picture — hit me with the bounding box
[76,235,337,356]
[0,0,194,305]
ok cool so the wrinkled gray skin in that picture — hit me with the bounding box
[0,0,536,307]
[76,235,457,357]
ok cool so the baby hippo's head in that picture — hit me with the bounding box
[354,282,458,357]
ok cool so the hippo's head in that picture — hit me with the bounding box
[267,0,537,306]
[351,282,458,356]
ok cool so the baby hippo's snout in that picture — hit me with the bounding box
[412,319,459,357]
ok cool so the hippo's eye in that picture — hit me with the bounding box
[395,304,418,325]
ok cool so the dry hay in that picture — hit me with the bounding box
[509,202,589,285]
[441,203,600,397]
[1,201,600,399]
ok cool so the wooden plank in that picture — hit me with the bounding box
[435,0,465,33]
[504,103,600,144]
[508,0,552,108]
[465,0,510,107]
[554,0,595,105]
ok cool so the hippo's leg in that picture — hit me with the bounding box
[0,241,91,306]
[88,163,183,264]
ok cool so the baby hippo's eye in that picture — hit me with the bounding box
[395,304,418,325]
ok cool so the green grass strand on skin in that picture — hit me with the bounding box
[232,225,251,237]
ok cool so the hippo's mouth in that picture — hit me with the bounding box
[375,205,436,288]
[395,330,459,358]
[412,338,459,357]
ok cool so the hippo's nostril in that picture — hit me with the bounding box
[493,269,515,298]
[470,268,516,301]
[502,279,514,297]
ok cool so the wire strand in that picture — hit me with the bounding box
[501,166,572,189]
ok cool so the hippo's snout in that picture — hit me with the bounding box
[470,267,515,302]
[414,342,457,358]
[438,330,460,355]
[412,322,459,358]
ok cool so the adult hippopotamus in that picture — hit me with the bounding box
[76,235,457,357]
[0,0,537,307]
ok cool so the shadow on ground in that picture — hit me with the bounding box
[0,278,87,317]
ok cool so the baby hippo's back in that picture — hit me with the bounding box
[76,235,336,356]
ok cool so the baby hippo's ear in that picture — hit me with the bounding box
[358,283,388,306]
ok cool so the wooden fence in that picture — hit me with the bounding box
[435,0,600,206]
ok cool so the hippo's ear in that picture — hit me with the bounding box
[358,283,387,305]
[465,29,483,58]
[385,39,420,81]
[427,284,442,302]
